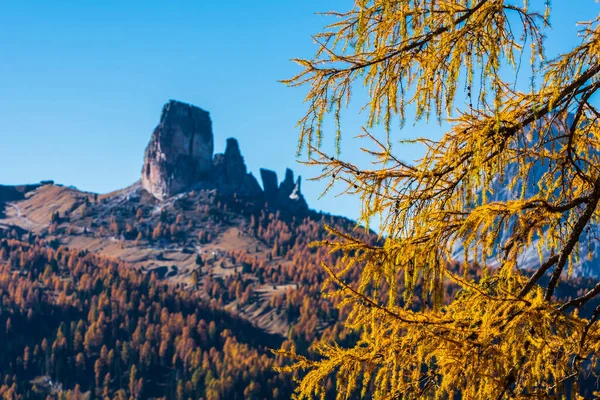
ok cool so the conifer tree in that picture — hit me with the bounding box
[190,269,199,287]
[279,1,600,398]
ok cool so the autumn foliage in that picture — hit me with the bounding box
[279,1,600,399]
[0,235,294,399]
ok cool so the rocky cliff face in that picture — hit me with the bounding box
[277,168,308,213]
[141,100,214,200]
[212,138,262,198]
[260,169,279,205]
[259,168,308,213]
[141,100,308,214]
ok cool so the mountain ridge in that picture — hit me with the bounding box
[140,99,309,216]
[0,100,373,339]
[1,102,600,398]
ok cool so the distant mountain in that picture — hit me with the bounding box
[0,100,381,397]
[141,99,308,214]
[452,116,600,277]
[0,99,362,335]
[1,102,598,398]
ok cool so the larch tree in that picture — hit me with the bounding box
[278,1,600,399]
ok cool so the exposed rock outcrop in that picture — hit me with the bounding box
[141,100,214,200]
[258,168,307,212]
[260,169,279,205]
[212,138,262,198]
[277,169,308,213]
[140,100,308,214]
[278,169,295,199]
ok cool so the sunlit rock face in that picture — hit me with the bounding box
[141,100,214,200]
[140,100,309,215]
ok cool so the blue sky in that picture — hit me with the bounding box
[0,1,595,222]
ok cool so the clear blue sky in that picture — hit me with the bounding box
[0,1,594,222]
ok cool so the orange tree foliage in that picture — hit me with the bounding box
[278,1,600,399]
[0,208,381,399]
[0,235,291,399]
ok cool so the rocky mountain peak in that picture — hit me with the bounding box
[224,137,242,158]
[141,100,308,214]
[211,137,262,197]
[279,168,295,195]
[141,100,214,200]
[260,169,279,205]
[277,168,308,213]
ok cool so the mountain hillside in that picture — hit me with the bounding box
[2,101,598,398]
[0,100,374,338]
